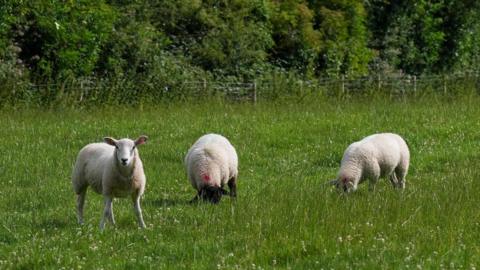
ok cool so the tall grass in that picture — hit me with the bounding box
[0,97,479,268]
[1,72,479,108]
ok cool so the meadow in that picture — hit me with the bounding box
[0,95,480,269]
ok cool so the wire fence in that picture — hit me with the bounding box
[7,71,480,104]
[175,72,480,102]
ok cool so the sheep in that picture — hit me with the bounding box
[72,135,148,229]
[330,133,410,192]
[185,133,238,204]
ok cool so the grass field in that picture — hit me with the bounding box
[1,96,480,269]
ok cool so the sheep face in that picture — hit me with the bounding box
[200,186,228,204]
[104,136,148,167]
[333,177,356,193]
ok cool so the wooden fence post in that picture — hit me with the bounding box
[341,75,345,95]
[252,81,257,104]
[377,75,381,91]
[413,75,417,94]
[443,75,447,94]
[79,80,84,102]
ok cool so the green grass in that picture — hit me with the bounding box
[1,96,480,269]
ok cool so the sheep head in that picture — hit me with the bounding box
[104,135,148,167]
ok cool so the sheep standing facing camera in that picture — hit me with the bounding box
[185,134,238,204]
[72,136,148,229]
[331,133,410,192]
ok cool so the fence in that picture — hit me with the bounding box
[177,72,480,102]
[178,80,257,102]
[6,72,480,105]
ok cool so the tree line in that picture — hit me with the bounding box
[1,0,480,104]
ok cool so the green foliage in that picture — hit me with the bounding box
[151,0,274,78]
[11,0,116,78]
[0,1,15,53]
[0,45,30,105]
[98,1,170,77]
[444,0,480,72]
[268,0,321,75]
[269,0,372,77]
[1,0,480,104]
[309,0,372,76]
[366,0,480,75]
[384,1,445,74]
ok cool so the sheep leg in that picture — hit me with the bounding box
[76,188,87,225]
[368,163,381,192]
[132,193,146,228]
[389,173,399,188]
[395,166,407,189]
[368,180,376,192]
[227,176,237,198]
[108,201,116,225]
[100,196,114,230]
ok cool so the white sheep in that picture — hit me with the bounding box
[185,133,238,203]
[331,133,410,192]
[72,135,148,229]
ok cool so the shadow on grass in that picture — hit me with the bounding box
[36,218,69,229]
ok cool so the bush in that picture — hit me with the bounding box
[10,0,115,79]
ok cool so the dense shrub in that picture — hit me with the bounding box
[0,0,480,105]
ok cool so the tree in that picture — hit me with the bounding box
[150,0,273,78]
[268,0,321,76]
[270,0,372,77]
[11,0,116,79]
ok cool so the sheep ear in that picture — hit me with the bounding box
[104,137,117,146]
[135,135,148,146]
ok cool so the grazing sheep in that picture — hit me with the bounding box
[72,136,148,229]
[331,133,410,192]
[185,134,238,204]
